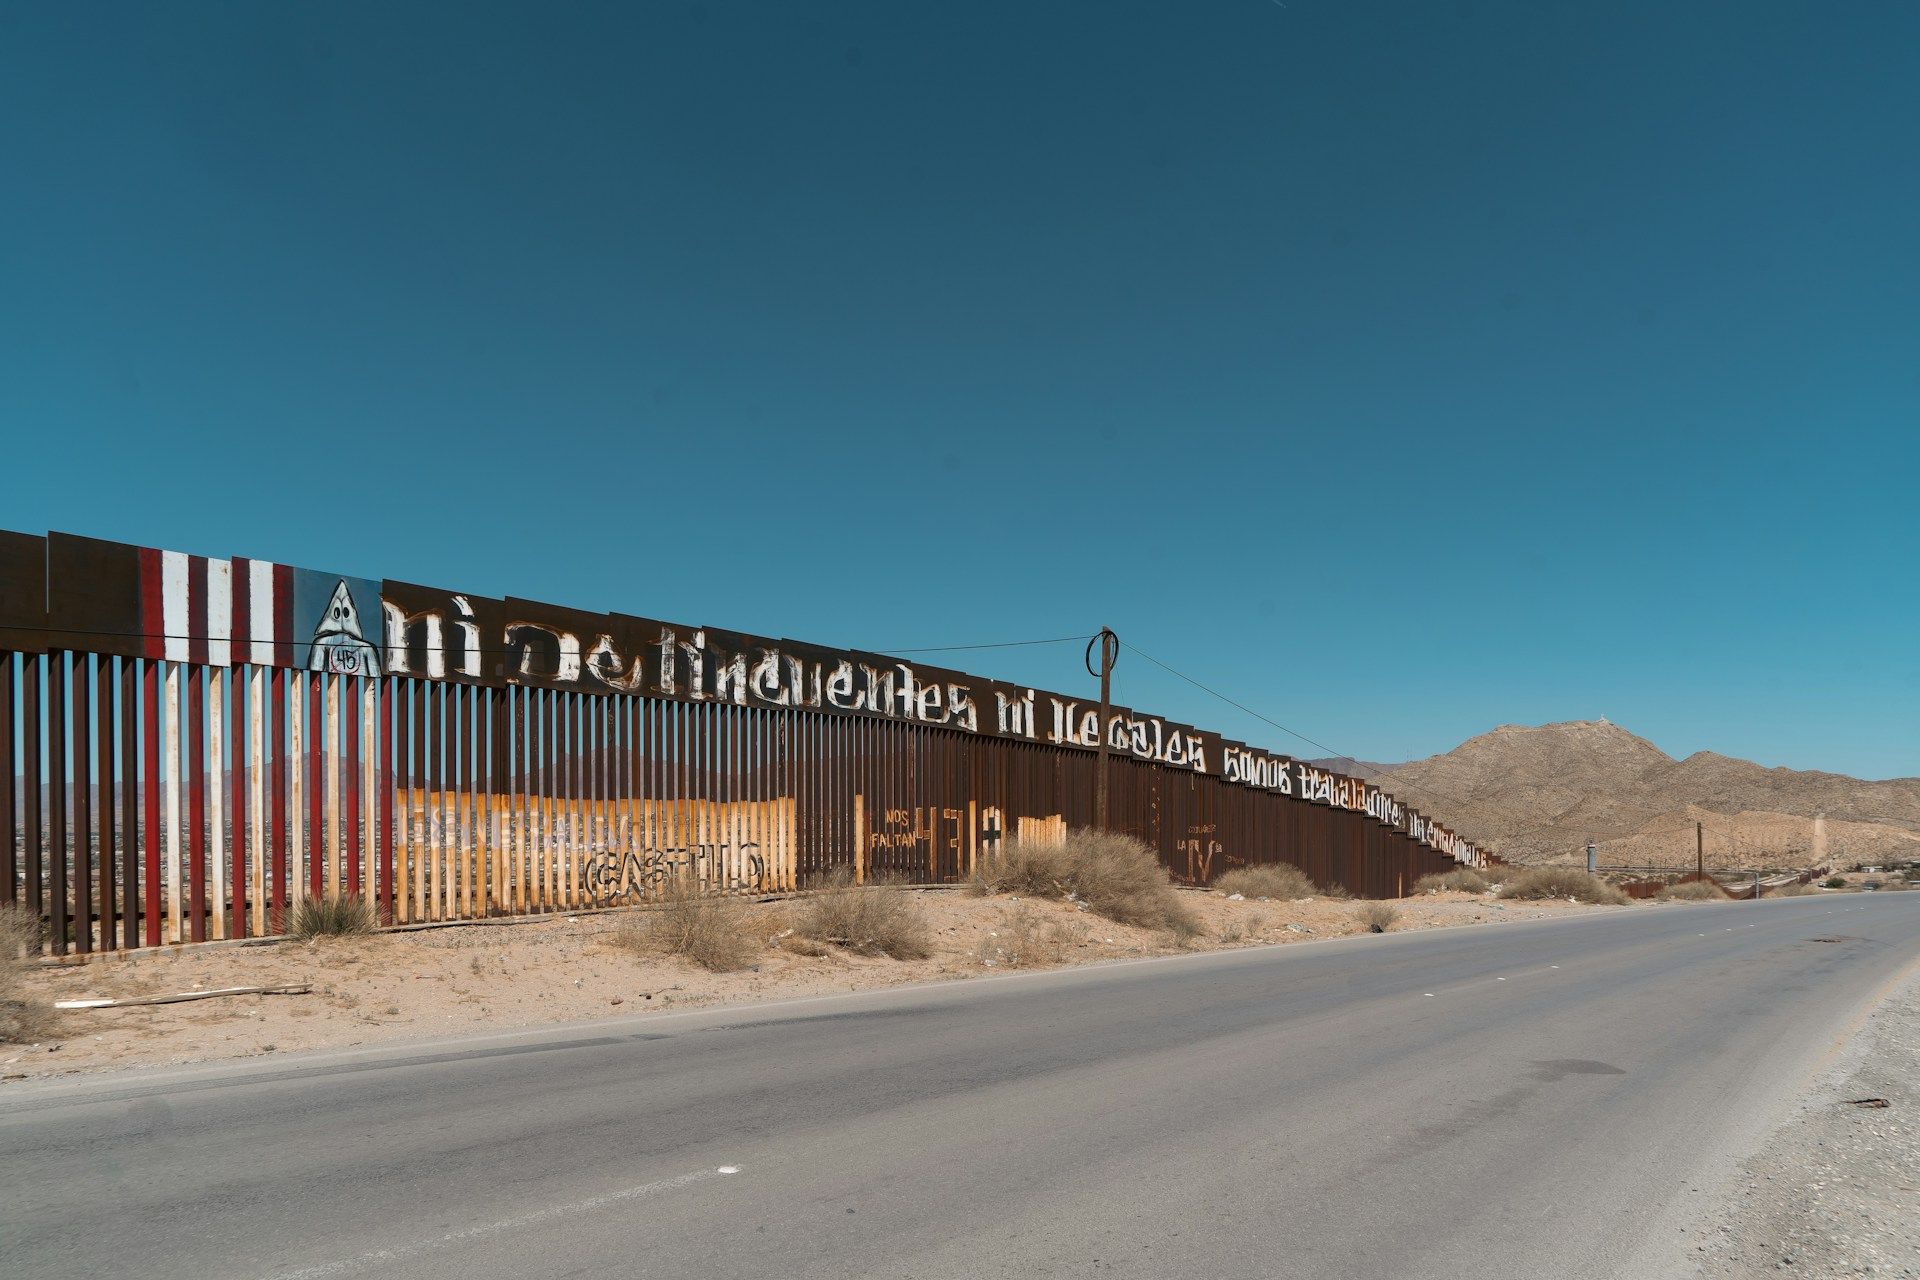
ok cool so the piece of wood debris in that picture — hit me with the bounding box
[55,985,313,1010]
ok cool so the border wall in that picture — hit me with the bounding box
[0,529,1484,956]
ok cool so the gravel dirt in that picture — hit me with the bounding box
[1691,962,1920,1278]
[3,887,1609,1079]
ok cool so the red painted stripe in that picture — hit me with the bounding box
[137,548,164,660]
[309,673,323,898]
[271,668,287,929]
[187,556,208,667]
[379,678,394,925]
[275,564,295,669]
[346,676,361,898]
[142,660,161,947]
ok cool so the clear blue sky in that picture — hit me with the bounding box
[2,3,1914,779]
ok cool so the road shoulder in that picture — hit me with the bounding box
[1690,959,1920,1278]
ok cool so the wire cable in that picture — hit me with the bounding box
[1119,638,1475,823]
[0,620,1095,660]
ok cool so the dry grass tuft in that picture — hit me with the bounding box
[614,881,761,972]
[1413,868,1490,894]
[0,904,52,1045]
[1767,882,1817,898]
[1320,882,1353,901]
[1656,878,1726,901]
[797,871,934,959]
[284,894,378,941]
[1500,867,1629,905]
[978,904,1074,969]
[974,830,1200,940]
[778,932,833,957]
[1213,863,1317,900]
[1358,902,1400,933]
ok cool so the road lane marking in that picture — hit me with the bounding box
[265,1165,743,1280]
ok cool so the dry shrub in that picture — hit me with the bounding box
[1213,863,1317,900]
[978,904,1073,969]
[968,838,1077,897]
[0,904,51,1045]
[1478,864,1514,885]
[1656,878,1726,901]
[1500,867,1629,905]
[1358,902,1400,933]
[285,893,377,941]
[797,871,933,959]
[975,830,1199,940]
[1413,868,1490,894]
[1321,882,1353,901]
[1767,882,1816,898]
[615,881,760,972]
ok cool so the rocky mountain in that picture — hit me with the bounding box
[1340,721,1920,870]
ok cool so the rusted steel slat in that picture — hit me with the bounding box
[0,652,13,909]
[160,660,180,940]
[121,657,139,949]
[410,677,426,924]
[230,666,247,938]
[207,667,225,941]
[95,655,116,946]
[50,653,71,955]
[426,680,441,919]
[72,653,93,952]
[379,677,394,924]
[141,660,160,946]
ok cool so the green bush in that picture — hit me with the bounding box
[283,893,377,940]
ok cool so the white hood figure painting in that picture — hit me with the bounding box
[308,578,381,677]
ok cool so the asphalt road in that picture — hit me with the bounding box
[5,894,1919,1280]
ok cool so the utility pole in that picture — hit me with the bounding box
[1086,628,1120,831]
[1696,820,1705,882]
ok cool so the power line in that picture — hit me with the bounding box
[878,634,1093,654]
[0,620,1096,661]
[1119,638,1476,825]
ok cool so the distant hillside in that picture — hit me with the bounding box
[1343,721,1920,870]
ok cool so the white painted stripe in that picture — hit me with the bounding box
[161,551,190,664]
[264,1165,742,1280]
[163,663,183,943]
[249,561,277,666]
[208,668,226,938]
[206,558,232,667]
